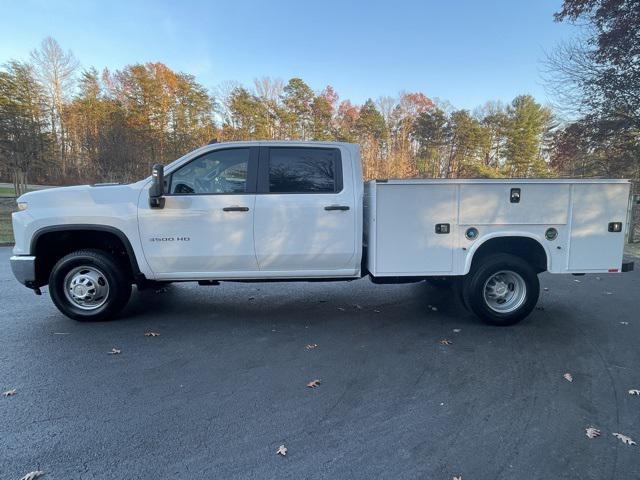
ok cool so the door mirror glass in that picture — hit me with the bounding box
[149,164,165,208]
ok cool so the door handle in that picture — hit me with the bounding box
[324,205,350,211]
[222,206,249,212]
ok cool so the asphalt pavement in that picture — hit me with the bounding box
[1,246,639,479]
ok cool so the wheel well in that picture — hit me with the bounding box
[470,236,548,273]
[31,227,139,286]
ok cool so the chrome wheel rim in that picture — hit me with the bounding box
[483,270,527,313]
[63,266,110,310]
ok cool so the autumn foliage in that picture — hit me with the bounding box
[0,36,623,193]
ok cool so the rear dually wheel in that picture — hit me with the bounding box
[462,253,539,326]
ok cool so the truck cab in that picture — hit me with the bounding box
[10,141,633,326]
[138,142,363,279]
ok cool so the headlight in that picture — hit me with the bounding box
[17,202,28,211]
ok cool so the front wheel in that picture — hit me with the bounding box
[462,254,539,326]
[49,249,132,321]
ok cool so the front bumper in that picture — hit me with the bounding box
[10,255,37,287]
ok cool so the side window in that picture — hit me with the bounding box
[170,148,249,194]
[268,148,341,193]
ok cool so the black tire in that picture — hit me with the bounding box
[453,277,469,311]
[462,253,539,326]
[49,249,132,321]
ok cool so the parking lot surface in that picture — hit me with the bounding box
[1,246,639,479]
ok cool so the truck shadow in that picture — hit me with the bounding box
[121,279,485,330]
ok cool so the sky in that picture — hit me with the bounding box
[0,0,578,110]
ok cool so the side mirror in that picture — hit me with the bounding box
[149,164,165,209]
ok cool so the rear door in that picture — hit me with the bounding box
[253,146,357,273]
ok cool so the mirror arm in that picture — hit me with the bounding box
[149,196,165,209]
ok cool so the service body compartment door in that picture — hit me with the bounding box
[375,184,457,274]
[568,183,630,271]
[459,183,570,225]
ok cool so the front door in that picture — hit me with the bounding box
[138,147,259,278]
[253,146,357,273]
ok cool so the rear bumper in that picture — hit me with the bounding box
[10,255,37,287]
[622,261,634,272]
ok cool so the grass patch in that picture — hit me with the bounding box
[0,186,16,197]
[0,198,16,244]
[0,216,13,244]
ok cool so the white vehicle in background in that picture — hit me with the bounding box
[10,141,634,325]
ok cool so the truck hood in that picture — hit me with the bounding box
[17,181,147,209]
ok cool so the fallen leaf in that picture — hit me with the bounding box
[337,307,345,311]
[373,309,380,313]
[595,276,601,280]
[543,287,549,291]
[620,321,629,325]
[585,427,601,439]
[563,373,573,382]
[453,328,461,333]
[53,332,70,335]
[307,379,321,388]
[428,305,438,311]
[248,296,255,301]
[305,344,318,350]
[629,389,640,395]
[144,332,160,337]
[574,279,581,283]
[3,389,17,397]
[276,445,287,456]
[453,476,462,480]
[605,291,613,295]
[108,348,121,355]
[354,304,363,310]
[20,471,45,480]
[612,433,636,445]
[439,339,452,346]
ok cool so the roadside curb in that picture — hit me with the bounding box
[0,243,15,247]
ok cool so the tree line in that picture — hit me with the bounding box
[1,0,639,196]
[545,0,640,190]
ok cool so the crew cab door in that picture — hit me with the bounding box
[138,147,259,277]
[253,146,357,274]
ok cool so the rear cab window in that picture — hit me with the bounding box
[266,147,342,194]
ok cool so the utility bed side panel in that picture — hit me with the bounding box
[568,183,630,271]
[459,183,570,225]
[374,183,457,274]
[367,179,631,277]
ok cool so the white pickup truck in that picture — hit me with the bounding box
[10,141,634,325]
